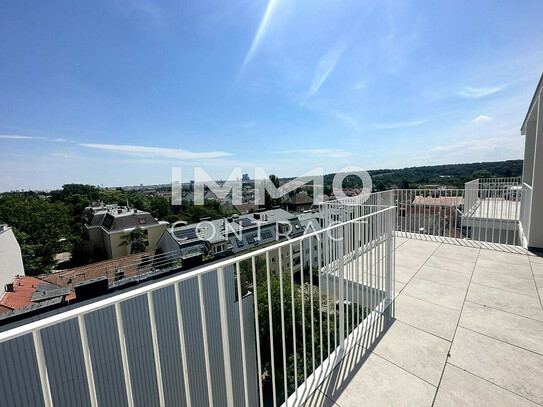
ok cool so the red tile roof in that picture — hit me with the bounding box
[0,304,13,314]
[0,276,47,310]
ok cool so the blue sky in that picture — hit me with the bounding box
[1,0,542,190]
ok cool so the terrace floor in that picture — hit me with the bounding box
[303,237,543,406]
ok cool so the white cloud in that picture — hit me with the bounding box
[0,135,45,140]
[78,143,232,160]
[473,115,491,123]
[376,120,426,129]
[238,0,280,78]
[352,81,366,90]
[459,85,506,98]
[275,148,352,158]
[309,40,348,95]
[426,136,524,163]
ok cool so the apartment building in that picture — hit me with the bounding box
[85,205,168,259]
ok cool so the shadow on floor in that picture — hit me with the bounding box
[301,303,397,406]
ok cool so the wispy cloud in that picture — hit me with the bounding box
[238,0,280,79]
[0,135,45,140]
[275,148,352,158]
[473,115,491,123]
[375,120,426,129]
[459,85,506,98]
[115,0,166,27]
[426,136,524,162]
[352,81,366,90]
[78,143,232,160]
[309,40,348,96]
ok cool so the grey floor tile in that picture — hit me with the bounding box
[530,261,543,275]
[318,346,436,407]
[478,249,531,266]
[424,255,475,275]
[361,317,449,385]
[471,269,539,298]
[449,327,543,405]
[394,294,460,340]
[395,253,428,271]
[402,278,466,311]
[415,266,472,290]
[434,363,539,407]
[459,301,543,355]
[395,266,418,284]
[433,244,480,262]
[466,283,543,321]
[475,257,532,276]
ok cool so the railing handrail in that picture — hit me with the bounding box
[0,205,396,343]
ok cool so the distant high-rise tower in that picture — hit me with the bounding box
[242,173,250,182]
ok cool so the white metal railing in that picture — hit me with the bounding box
[0,205,396,407]
[324,177,525,247]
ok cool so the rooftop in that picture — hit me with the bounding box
[303,237,543,406]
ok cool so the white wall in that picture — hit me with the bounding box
[0,226,24,287]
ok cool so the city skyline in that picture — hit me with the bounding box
[1,0,542,190]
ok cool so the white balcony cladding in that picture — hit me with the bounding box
[0,265,257,407]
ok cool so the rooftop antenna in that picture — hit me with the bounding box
[126,199,130,209]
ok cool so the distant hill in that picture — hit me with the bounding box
[321,160,523,190]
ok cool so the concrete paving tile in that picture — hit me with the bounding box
[318,346,436,407]
[394,294,460,340]
[415,266,472,290]
[361,317,450,385]
[466,283,543,322]
[395,253,427,271]
[434,363,539,407]
[396,240,441,259]
[424,255,475,275]
[395,266,418,284]
[471,269,539,298]
[478,249,531,266]
[433,244,480,262]
[475,257,532,276]
[402,278,466,311]
[459,301,543,355]
[449,327,543,405]
[530,261,543,276]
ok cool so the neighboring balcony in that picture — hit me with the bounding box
[0,186,542,407]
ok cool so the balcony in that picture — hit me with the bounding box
[0,191,542,407]
[303,237,543,406]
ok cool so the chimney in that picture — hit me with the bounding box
[5,283,14,292]
[117,209,122,215]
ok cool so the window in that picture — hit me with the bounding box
[271,257,275,264]
[286,251,290,257]
[286,262,290,269]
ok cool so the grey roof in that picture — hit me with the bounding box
[101,212,158,231]
[166,208,306,252]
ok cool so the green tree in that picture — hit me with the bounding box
[0,195,71,275]
[118,227,148,254]
[150,196,172,220]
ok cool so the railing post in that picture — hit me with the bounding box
[385,208,394,302]
[338,224,345,351]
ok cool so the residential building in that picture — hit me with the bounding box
[284,191,314,212]
[0,224,24,288]
[85,205,168,259]
[521,72,543,249]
